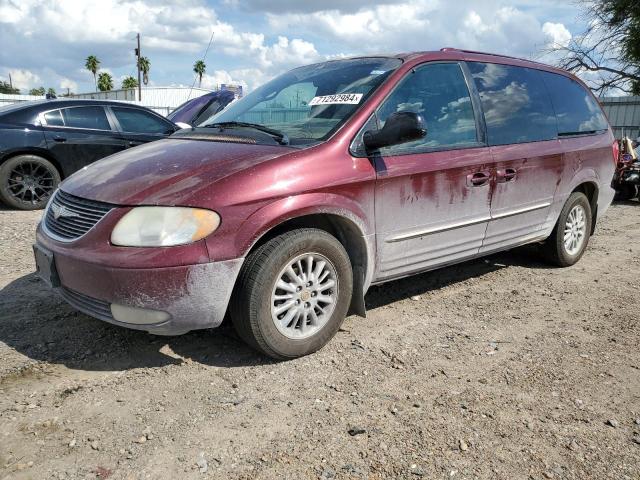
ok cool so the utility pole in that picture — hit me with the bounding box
[8,73,12,90]
[135,33,142,101]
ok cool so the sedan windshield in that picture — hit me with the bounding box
[201,57,402,145]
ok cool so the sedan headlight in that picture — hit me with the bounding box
[111,207,220,247]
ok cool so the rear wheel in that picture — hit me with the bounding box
[0,155,60,210]
[542,192,592,267]
[230,228,353,360]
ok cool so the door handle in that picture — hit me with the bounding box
[466,171,490,187]
[128,141,143,147]
[53,135,66,142]
[497,168,517,183]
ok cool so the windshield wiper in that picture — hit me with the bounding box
[205,121,289,145]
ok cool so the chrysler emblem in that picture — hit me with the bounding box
[51,204,80,220]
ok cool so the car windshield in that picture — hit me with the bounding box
[201,57,402,145]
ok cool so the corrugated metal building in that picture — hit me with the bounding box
[601,96,640,140]
[0,92,46,105]
[0,87,213,117]
[68,86,213,116]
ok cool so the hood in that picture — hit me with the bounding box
[61,137,292,206]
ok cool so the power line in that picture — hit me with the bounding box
[188,30,215,99]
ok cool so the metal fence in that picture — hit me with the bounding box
[240,108,310,124]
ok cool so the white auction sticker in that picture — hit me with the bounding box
[308,93,363,106]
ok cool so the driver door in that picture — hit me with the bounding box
[371,62,493,281]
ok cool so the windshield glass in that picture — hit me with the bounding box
[201,57,402,145]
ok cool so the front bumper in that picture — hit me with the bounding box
[35,236,244,336]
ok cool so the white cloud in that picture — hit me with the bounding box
[5,68,41,90]
[0,0,579,96]
[268,1,572,61]
[542,21,572,48]
[59,77,78,92]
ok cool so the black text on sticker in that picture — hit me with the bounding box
[308,93,363,106]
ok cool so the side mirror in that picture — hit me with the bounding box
[363,111,427,151]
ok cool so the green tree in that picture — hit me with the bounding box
[29,87,46,96]
[193,60,206,87]
[85,55,100,92]
[0,81,19,94]
[549,0,640,95]
[121,76,138,89]
[138,56,150,85]
[97,72,113,92]
[47,88,56,96]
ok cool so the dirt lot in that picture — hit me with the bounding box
[0,201,639,480]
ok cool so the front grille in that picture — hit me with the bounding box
[44,190,113,241]
[60,287,113,321]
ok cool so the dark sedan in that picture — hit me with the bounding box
[0,99,179,210]
[167,90,235,128]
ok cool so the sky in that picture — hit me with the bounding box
[0,0,584,95]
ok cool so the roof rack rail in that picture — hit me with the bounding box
[439,48,548,66]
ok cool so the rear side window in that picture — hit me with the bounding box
[61,106,111,130]
[540,72,608,135]
[111,107,172,134]
[376,62,478,154]
[43,110,64,126]
[467,62,557,146]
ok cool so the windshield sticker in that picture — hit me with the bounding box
[308,93,363,106]
[370,70,386,75]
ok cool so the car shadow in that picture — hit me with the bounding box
[0,245,550,373]
[364,244,551,310]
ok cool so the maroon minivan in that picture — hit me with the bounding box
[34,49,616,359]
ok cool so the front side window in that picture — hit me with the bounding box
[204,57,402,145]
[540,71,609,135]
[61,106,111,130]
[111,107,172,134]
[467,62,557,146]
[375,62,478,155]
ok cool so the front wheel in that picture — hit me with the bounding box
[0,155,60,210]
[230,228,353,359]
[542,192,592,267]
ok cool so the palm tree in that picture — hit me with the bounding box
[193,60,206,87]
[47,88,56,96]
[121,76,138,89]
[97,72,113,92]
[138,56,150,85]
[85,55,100,91]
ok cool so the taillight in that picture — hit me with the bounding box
[612,140,620,165]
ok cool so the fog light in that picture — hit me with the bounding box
[110,303,171,325]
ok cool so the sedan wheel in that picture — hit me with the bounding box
[0,155,60,210]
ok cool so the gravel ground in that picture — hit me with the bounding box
[0,201,639,480]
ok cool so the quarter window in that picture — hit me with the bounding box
[111,107,173,134]
[540,71,608,135]
[60,106,111,130]
[376,62,478,155]
[467,62,557,146]
[43,110,64,126]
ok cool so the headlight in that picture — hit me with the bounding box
[111,207,220,247]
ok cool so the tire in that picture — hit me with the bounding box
[0,155,60,210]
[614,184,638,201]
[542,192,592,267]
[230,228,353,360]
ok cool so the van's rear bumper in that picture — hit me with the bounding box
[37,243,243,335]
